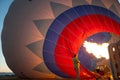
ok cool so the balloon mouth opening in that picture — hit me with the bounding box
[44,5,120,78]
[79,32,120,71]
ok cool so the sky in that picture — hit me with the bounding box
[0,0,120,73]
[0,0,13,72]
[119,0,120,3]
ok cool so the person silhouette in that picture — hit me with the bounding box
[72,54,80,80]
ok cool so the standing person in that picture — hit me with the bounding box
[72,54,80,80]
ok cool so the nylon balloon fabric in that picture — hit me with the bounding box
[43,5,120,79]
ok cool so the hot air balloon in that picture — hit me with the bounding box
[1,0,120,79]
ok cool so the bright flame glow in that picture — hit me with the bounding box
[83,41,109,59]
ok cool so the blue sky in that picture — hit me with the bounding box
[0,0,13,72]
[0,0,120,73]
[119,0,120,3]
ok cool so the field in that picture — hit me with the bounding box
[0,76,77,80]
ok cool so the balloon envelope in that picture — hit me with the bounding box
[2,0,120,79]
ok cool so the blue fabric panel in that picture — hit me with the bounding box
[43,40,69,77]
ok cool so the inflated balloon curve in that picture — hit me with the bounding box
[43,5,120,78]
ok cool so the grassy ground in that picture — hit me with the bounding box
[0,76,100,80]
[0,76,21,80]
[0,76,77,80]
[0,76,96,80]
